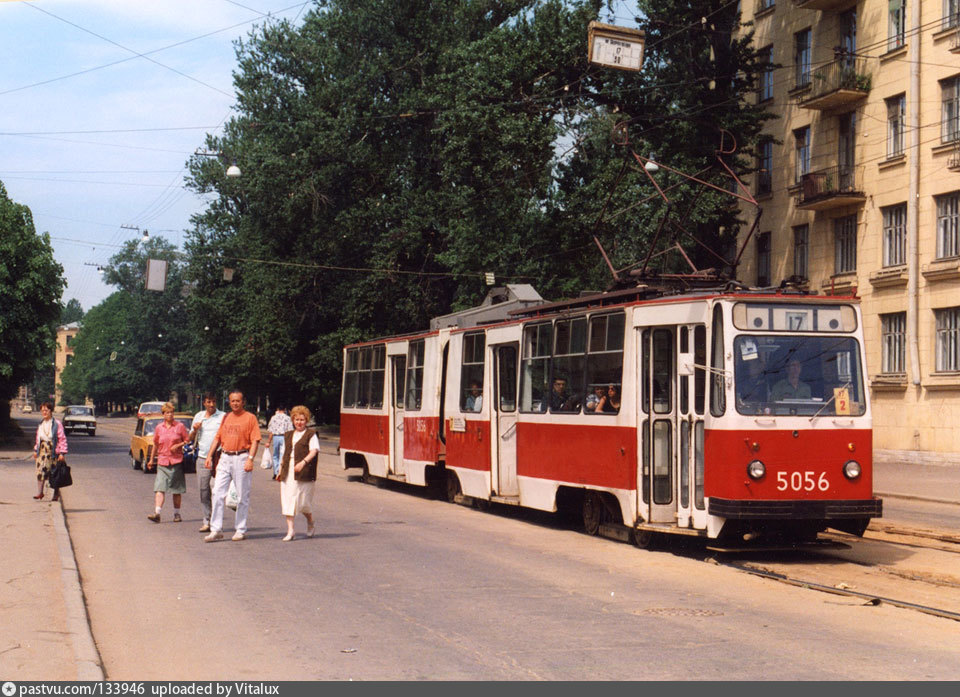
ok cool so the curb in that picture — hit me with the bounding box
[52,497,105,680]
[874,491,960,507]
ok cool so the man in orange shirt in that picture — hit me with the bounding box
[204,389,261,542]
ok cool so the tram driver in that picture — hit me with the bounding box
[771,358,812,401]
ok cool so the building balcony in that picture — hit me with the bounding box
[793,0,849,10]
[799,58,871,111]
[796,165,865,210]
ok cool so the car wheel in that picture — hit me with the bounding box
[131,456,141,470]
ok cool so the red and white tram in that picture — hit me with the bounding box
[339,286,882,546]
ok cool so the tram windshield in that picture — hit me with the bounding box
[733,335,865,416]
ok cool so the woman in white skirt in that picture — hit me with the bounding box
[278,404,320,541]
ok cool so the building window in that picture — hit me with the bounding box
[945,0,960,30]
[757,232,771,286]
[886,94,905,159]
[834,215,857,273]
[793,225,808,280]
[794,126,810,184]
[757,141,772,194]
[882,204,907,267]
[881,313,906,375]
[888,0,906,51]
[759,46,773,102]
[937,192,960,259]
[794,29,811,89]
[758,0,775,11]
[936,307,960,372]
[942,76,960,144]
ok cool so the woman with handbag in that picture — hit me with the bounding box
[33,402,68,501]
[277,405,320,541]
[146,402,189,523]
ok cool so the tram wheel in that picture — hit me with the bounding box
[444,471,461,503]
[631,528,653,549]
[582,491,603,536]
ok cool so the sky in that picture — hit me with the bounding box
[1,0,640,314]
[0,0,313,312]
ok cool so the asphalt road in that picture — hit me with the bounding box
[37,416,960,679]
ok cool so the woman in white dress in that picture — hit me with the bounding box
[278,404,320,541]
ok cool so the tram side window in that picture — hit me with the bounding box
[342,345,385,408]
[520,323,552,412]
[552,317,587,412]
[710,305,726,416]
[694,325,706,415]
[459,332,485,412]
[585,313,625,414]
[343,348,360,408]
[405,340,425,410]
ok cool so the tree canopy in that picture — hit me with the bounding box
[63,0,772,418]
[0,181,65,421]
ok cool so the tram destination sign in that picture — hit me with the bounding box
[588,21,645,72]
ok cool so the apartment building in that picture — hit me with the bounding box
[54,322,80,409]
[737,0,960,460]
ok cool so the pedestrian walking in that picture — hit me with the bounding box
[278,405,319,541]
[266,405,292,480]
[33,402,67,501]
[204,389,261,542]
[146,402,189,523]
[188,392,225,533]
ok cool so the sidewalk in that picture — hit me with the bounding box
[0,424,956,680]
[0,447,103,680]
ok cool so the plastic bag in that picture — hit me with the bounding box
[226,481,239,510]
[260,446,272,470]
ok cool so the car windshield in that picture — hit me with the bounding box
[733,335,865,416]
[141,404,162,413]
[67,407,93,416]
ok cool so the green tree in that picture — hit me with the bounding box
[59,237,191,409]
[60,298,84,325]
[0,182,65,424]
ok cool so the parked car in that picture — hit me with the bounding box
[63,405,97,436]
[136,401,166,419]
[130,412,195,473]
[21,404,33,413]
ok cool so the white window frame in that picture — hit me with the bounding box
[886,94,905,159]
[936,192,960,259]
[943,76,960,144]
[945,0,960,30]
[882,203,907,267]
[757,141,773,194]
[834,215,857,274]
[794,29,811,89]
[794,127,810,184]
[888,0,906,51]
[936,307,960,372]
[757,232,771,286]
[881,313,906,374]
[759,46,773,103]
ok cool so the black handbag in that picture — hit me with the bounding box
[48,459,73,488]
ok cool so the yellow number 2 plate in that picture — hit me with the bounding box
[834,387,850,415]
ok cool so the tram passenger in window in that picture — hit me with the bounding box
[585,385,606,412]
[771,358,811,401]
[549,377,569,411]
[465,381,483,412]
[597,384,621,413]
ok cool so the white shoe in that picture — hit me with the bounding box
[306,522,316,538]
[281,533,294,542]
[260,463,271,469]
[231,531,246,541]
[204,531,223,543]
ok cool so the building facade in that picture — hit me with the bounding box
[54,322,80,409]
[738,0,960,460]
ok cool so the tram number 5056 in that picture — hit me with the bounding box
[776,471,830,492]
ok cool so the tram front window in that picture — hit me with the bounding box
[733,335,865,416]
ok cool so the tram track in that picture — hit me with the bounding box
[717,560,960,623]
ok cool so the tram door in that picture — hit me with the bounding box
[390,355,406,475]
[493,343,519,496]
[637,327,677,523]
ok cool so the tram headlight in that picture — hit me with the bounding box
[747,460,766,480]
[843,460,862,480]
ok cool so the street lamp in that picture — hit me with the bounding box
[195,149,241,178]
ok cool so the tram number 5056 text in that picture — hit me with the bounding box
[776,471,829,492]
